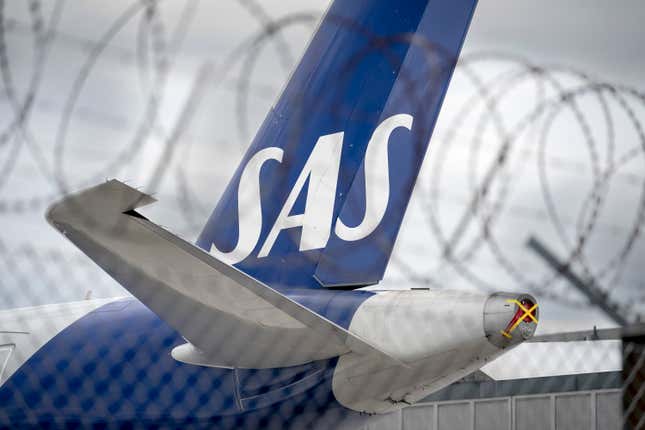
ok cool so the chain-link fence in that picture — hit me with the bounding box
[0,1,643,428]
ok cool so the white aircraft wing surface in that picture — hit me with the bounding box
[46,180,401,369]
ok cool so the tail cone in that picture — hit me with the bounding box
[484,293,539,348]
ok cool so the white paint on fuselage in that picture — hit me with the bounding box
[346,290,487,362]
[332,290,506,413]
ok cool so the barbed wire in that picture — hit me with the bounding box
[0,0,643,321]
[0,3,640,428]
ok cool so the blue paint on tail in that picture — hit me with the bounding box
[197,0,477,289]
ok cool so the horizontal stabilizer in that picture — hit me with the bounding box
[527,323,645,343]
[46,180,402,369]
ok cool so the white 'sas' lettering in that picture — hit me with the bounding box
[209,113,414,264]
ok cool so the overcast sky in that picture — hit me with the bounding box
[1,2,643,376]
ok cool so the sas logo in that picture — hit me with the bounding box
[210,114,414,264]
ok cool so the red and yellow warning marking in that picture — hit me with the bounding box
[500,298,538,339]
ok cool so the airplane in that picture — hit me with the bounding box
[0,0,638,428]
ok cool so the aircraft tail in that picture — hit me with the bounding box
[197,0,478,289]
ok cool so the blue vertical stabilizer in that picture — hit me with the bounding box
[197,0,478,290]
